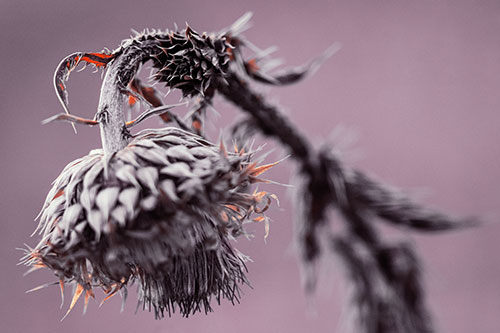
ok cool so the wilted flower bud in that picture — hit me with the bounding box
[23,127,277,318]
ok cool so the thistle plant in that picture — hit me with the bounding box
[23,13,477,332]
[25,126,279,319]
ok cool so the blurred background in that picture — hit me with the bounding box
[1,0,500,332]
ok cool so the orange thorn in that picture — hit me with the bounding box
[243,162,258,176]
[61,284,84,321]
[88,52,114,59]
[52,189,64,200]
[128,95,137,106]
[99,285,119,307]
[83,289,94,314]
[249,177,272,184]
[253,216,265,222]
[250,160,281,177]
[246,59,259,73]
[253,191,267,202]
[225,204,240,212]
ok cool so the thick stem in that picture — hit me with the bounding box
[97,67,129,154]
[96,49,144,154]
[217,73,315,172]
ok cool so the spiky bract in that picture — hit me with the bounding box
[24,127,274,318]
[112,26,232,99]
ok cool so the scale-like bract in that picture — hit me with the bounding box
[25,127,276,318]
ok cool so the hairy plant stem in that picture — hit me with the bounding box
[218,72,439,332]
[96,48,146,154]
[97,69,128,154]
[217,73,316,173]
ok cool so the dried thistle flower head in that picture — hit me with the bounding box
[22,11,473,331]
[23,126,279,318]
[21,13,291,319]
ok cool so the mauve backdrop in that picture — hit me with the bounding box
[1,0,500,332]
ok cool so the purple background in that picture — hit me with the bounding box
[2,0,500,332]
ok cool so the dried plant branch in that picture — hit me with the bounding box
[23,13,480,330]
[332,236,433,333]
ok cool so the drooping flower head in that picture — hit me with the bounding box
[22,12,476,331]
[23,14,281,319]
[24,126,279,318]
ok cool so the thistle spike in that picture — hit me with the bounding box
[61,284,84,321]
